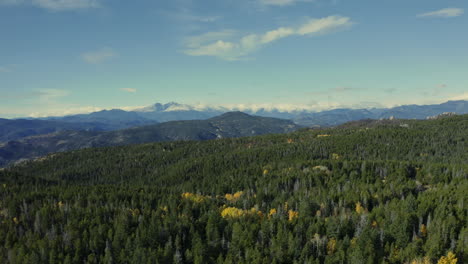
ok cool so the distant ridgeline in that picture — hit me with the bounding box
[0,112,300,168]
[0,115,467,263]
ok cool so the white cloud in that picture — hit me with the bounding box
[27,106,104,118]
[0,0,100,10]
[449,92,468,101]
[259,0,313,6]
[417,8,464,18]
[184,30,237,48]
[184,40,238,58]
[81,48,116,64]
[297,16,352,35]
[183,15,353,60]
[120,88,137,93]
[261,27,295,43]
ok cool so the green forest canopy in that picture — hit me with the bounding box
[0,115,467,263]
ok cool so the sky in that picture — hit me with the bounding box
[0,0,467,118]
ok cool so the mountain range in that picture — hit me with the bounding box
[0,112,299,167]
[42,100,468,127]
[1,100,467,167]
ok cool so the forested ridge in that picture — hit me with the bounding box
[0,115,467,263]
[0,112,299,168]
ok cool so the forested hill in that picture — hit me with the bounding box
[0,112,299,167]
[0,115,467,263]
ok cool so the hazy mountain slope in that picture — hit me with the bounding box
[47,109,158,130]
[0,112,300,167]
[293,108,383,127]
[293,100,468,126]
[377,100,468,119]
[0,118,110,142]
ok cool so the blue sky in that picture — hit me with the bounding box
[0,0,467,117]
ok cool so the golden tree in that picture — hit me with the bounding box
[437,252,457,264]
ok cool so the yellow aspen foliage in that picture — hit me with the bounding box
[263,169,269,175]
[288,210,299,221]
[220,207,263,219]
[221,207,243,218]
[13,217,19,224]
[332,153,341,160]
[317,134,331,138]
[437,252,457,264]
[327,238,337,255]
[287,138,294,144]
[316,210,322,217]
[355,202,365,214]
[57,201,64,208]
[225,191,243,202]
[372,220,378,228]
[181,192,206,203]
[268,208,277,219]
[420,224,427,237]
[233,191,243,199]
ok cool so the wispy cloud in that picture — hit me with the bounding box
[120,88,137,93]
[0,0,100,11]
[449,92,468,101]
[26,106,104,118]
[183,15,353,60]
[417,8,464,18]
[259,0,314,6]
[25,105,146,118]
[184,30,237,48]
[81,48,116,64]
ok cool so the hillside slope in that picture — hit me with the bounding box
[0,118,110,142]
[0,112,300,167]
